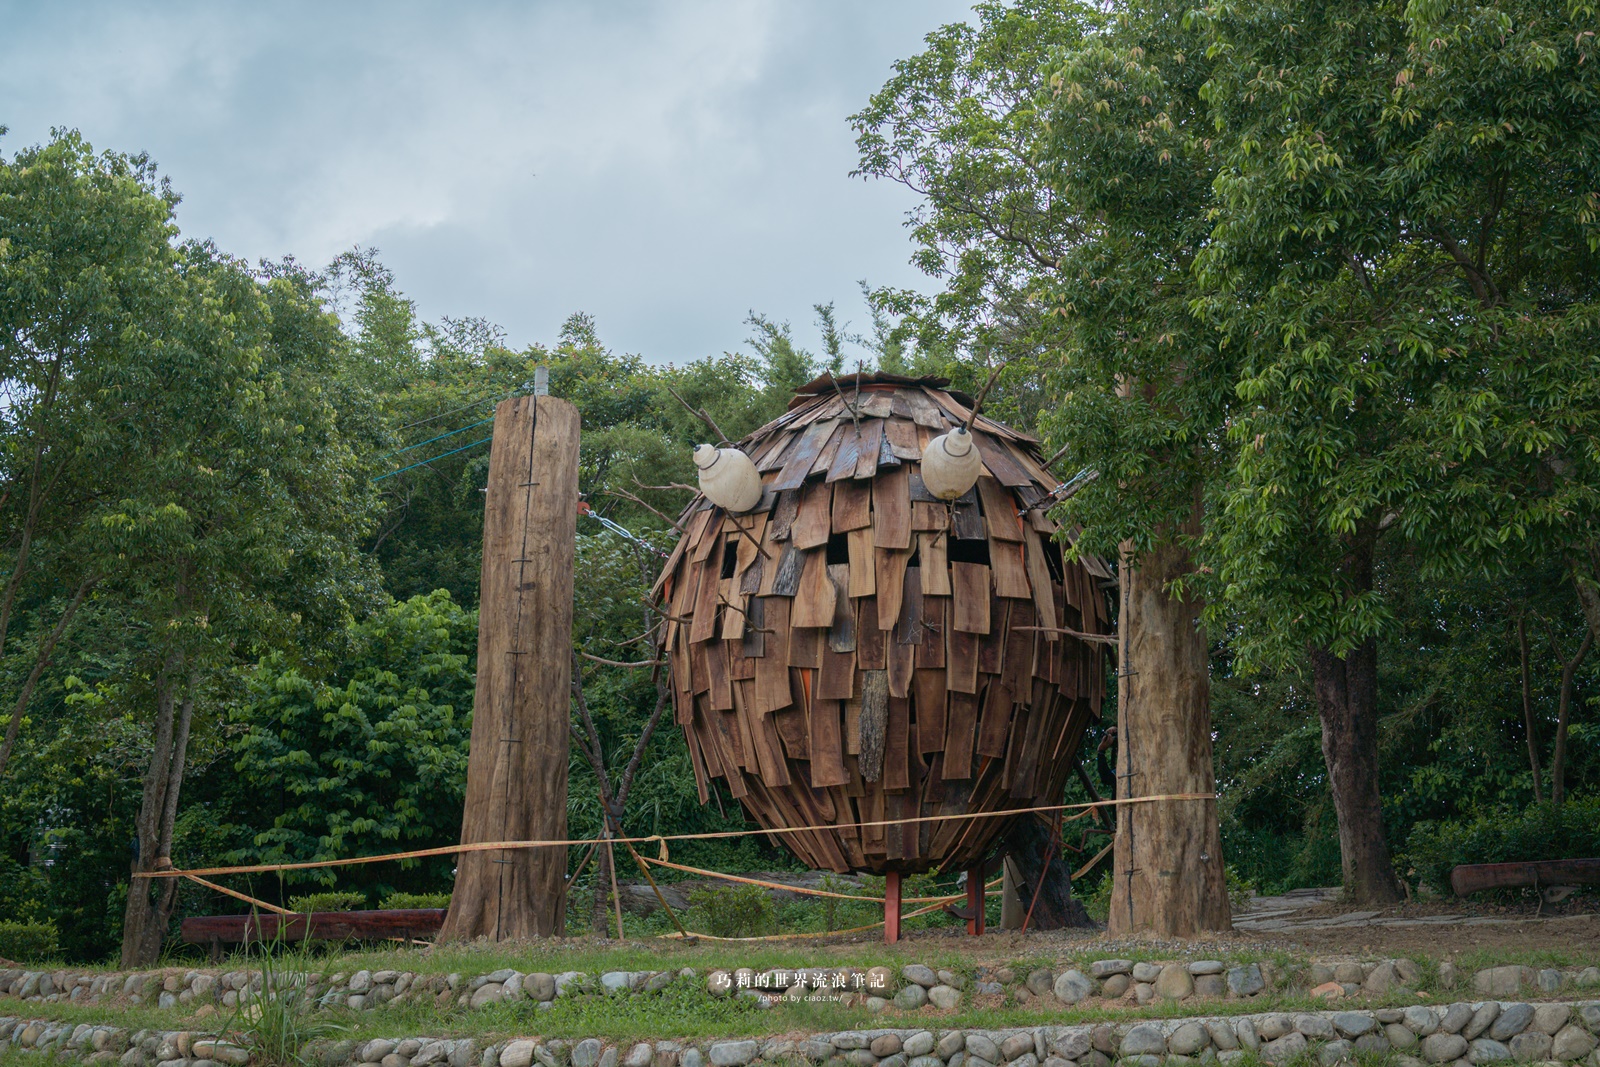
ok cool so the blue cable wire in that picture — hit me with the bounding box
[379,415,495,459]
[372,435,494,481]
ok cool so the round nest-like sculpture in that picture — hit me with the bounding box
[652,373,1111,874]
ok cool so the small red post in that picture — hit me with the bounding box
[966,860,986,936]
[884,870,902,944]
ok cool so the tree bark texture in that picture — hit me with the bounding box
[591,842,612,937]
[1109,538,1231,936]
[1311,636,1402,904]
[1002,814,1093,929]
[121,660,196,966]
[441,395,578,941]
[1518,617,1544,803]
[1551,627,1593,805]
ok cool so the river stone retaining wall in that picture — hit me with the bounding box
[6,1000,1600,1067]
[4,961,1598,1018]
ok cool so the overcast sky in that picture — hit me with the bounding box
[1,2,974,365]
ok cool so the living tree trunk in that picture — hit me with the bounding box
[1518,616,1544,803]
[121,660,197,966]
[1002,814,1093,929]
[1109,536,1231,936]
[1309,528,1402,904]
[441,395,578,941]
[1310,634,1401,903]
[591,843,613,937]
[1550,626,1593,805]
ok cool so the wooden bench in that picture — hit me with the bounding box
[181,909,446,960]
[1449,858,1600,896]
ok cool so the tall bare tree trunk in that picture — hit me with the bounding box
[121,658,196,966]
[1109,534,1230,936]
[442,395,578,941]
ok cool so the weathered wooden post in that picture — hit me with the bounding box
[1108,530,1232,936]
[441,393,579,941]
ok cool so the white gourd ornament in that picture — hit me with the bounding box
[693,444,762,513]
[920,426,984,500]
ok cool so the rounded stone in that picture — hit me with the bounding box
[1334,1013,1376,1038]
[1206,1022,1238,1051]
[928,986,961,1010]
[1101,974,1131,998]
[1552,1026,1596,1061]
[1407,1007,1442,1036]
[1441,1004,1476,1035]
[965,1036,1000,1064]
[1053,970,1092,1004]
[1026,970,1054,996]
[1466,1004,1502,1041]
[902,1034,934,1059]
[1533,1005,1572,1036]
[572,1041,603,1067]
[1355,1034,1391,1056]
[1119,1026,1167,1058]
[1258,1016,1294,1042]
[1169,1023,1209,1056]
[1227,965,1265,998]
[1491,1004,1536,1042]
[1155,965,1194,1001]
[1089,960,1133,979]
[1507,1032,1552,1061]
[894,984,929,1010]
[871,1038,902,1059]
[1467,1038,1509,1062]
[1474,967,1535,999]
[1388,1024,1420,1050]
[1131,962,1162,984]
[903,966,938,989]
[1318,1039,1353,1066]
[1260,1033,1308,1065]
[1422,1034,1469,1063]
[1297,1015,1335,1040]
[708,1043,757,1067]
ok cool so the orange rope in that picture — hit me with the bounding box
[181,873,295,916]
[656,878,1004,942]
[1072,840,1115,881]
[135,793,1214,880]
[640,855,997,905]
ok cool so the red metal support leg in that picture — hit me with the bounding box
[966,860,986,936]
[884,870,902,944]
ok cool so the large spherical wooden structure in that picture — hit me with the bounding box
[653,373,1111,874]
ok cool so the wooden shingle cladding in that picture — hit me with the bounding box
[655,373,1110,874]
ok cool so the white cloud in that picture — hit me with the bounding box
[1,0,974,362]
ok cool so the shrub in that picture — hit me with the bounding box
[285,891,367,914]
[1403,798,1600,895]
[380,892,451,910]
[0,921,58,962]
[684,883,776,938]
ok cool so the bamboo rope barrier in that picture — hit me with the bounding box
[135,793,1211,883]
